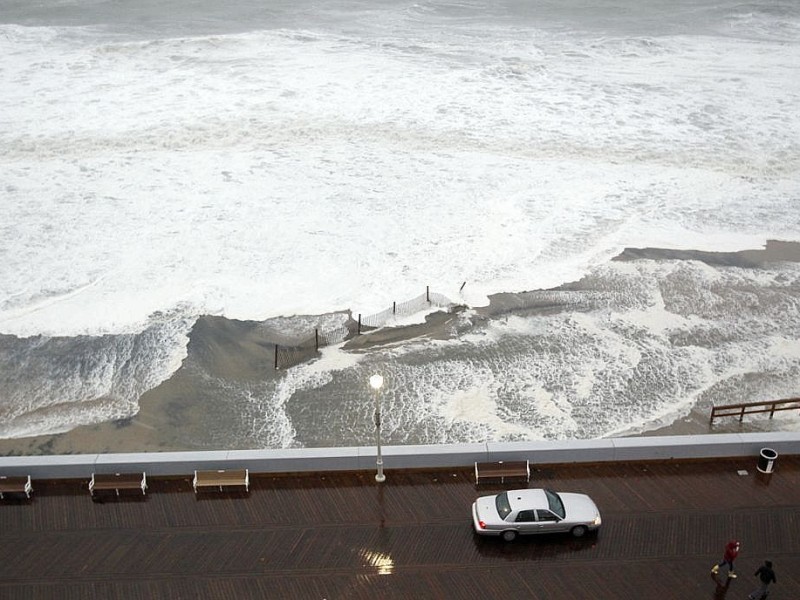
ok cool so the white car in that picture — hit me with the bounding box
[472,488,601,541]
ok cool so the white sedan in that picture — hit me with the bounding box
[472,488,602,541]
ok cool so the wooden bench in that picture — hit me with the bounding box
[89,472,147,497]
[474,460,530,485]
[0,475,33,499]
[193,469,249,493]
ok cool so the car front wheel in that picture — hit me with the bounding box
[570,525,587,538]
[501,530,518,542]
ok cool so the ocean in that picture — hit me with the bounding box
[1,0,799,450]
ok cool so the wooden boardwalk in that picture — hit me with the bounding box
[1,456,799,599]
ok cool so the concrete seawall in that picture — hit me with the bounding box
[1,432,798,479]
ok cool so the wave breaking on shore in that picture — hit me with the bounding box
[1,242,799,456]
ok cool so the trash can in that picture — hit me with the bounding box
[757,448,778,474]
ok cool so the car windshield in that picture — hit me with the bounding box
[544,489,565,519]
[495,492,512,520]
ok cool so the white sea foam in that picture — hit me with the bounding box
[1,0,799,338]
[291,258,800,443]
[1,0,799,442]
[0,315,192,438]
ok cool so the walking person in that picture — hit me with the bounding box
[711,540,740,578]
[748,560,776,599]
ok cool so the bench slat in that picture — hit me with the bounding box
[474,460,530,484]
[89,472,147,496]
[193,469,249,492]
[0,475,33,499]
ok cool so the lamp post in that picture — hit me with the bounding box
[369,373,385,483]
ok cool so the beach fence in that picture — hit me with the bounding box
[274,286,453,370]
[273,323,351,370]
[357,286,452,333]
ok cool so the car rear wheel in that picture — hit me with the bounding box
[570,525,587,538]
[501,530,518,542]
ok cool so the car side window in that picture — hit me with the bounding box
[515,510,536,523]
[536,509,560,522]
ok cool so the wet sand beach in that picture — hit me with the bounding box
[1,241,799,456]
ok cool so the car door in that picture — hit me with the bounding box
[535,509,566,533]
[514,509,538,534]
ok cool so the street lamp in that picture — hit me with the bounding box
[369,373,385,483]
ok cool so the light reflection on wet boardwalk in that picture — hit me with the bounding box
[0,456,798,599]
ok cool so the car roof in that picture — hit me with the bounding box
[505,488,549,511]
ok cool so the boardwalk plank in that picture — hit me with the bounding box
[0,457,798,599]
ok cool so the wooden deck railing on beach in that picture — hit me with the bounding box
[709,397,800,424]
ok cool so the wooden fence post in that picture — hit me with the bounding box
[426,286,430,302]
[358,313,361,334]
[274,345,279,370]
[315,328,319,351]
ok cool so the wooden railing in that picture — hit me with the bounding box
[709,397,800,424]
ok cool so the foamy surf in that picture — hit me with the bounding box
[0,316,192,439]
[1,0,799,445]
[270,257,800,446]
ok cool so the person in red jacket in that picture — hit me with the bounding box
[711,540,741,578]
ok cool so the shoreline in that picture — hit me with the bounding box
[1,239,799,456]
